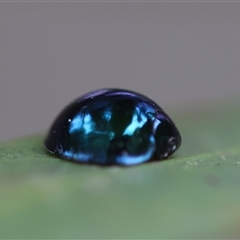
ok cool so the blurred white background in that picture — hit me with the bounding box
[1,2,240,142]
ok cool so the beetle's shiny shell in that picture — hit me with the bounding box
[45,89,181,166]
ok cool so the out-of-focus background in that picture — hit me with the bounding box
[1,2,240,142]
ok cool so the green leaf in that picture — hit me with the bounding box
[1,99,240,238]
